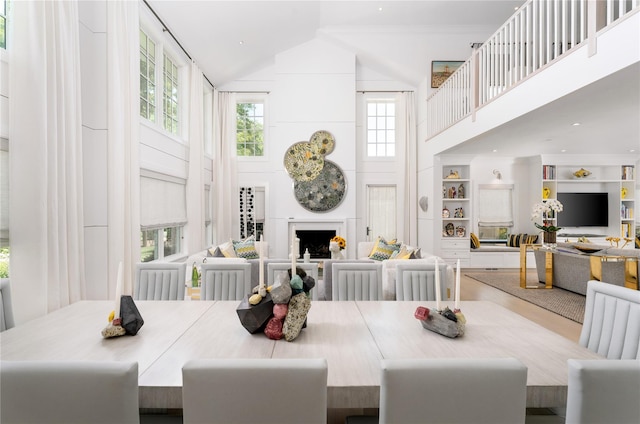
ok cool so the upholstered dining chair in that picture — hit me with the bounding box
[579,280,640,359]
[565,359,640,424]
[182,358,327,424]
[134,262,187,300]
[200,262,252,300]
[394,262,451,301]
[267,262,319,300]
[376,358,527,424]
[0,278,15,331]
[0,360,139,424]
[332,262,383,300]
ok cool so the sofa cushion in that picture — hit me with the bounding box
[218,240,238,258]
[369,237,401,261]
[232,235,260,259]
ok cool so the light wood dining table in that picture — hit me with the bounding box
[0,300,601,410]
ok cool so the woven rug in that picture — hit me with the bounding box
[466,271,586,323]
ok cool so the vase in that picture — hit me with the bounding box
[543,231,557,249]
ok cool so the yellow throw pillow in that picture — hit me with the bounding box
[470,233,480,249]
[369,237,401,261]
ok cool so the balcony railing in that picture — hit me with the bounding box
[426,0,639,140]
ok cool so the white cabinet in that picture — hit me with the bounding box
[440,165,471,265]
[541,163,636,247]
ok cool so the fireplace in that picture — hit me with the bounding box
[297,230,336,259]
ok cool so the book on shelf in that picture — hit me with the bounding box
[622,165,635,181]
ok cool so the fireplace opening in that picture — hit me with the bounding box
[297,230,336,259]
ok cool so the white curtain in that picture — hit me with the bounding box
[107,1,140,297]
[186,62,204,253]
[397,92,417,245]
[213,91,238,243]
[9,0,85,323]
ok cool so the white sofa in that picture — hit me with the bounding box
[353,242,454,301]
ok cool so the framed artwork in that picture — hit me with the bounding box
[431,60,464,88]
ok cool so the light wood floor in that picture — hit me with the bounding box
[461,268,583,342]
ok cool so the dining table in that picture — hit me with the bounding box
[0,299,602,410]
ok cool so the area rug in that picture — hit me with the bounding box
[465,271,586,323]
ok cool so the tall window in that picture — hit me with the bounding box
[367,100,395,157]
[236,102,264,156]
[139,29,156,122]
[0,0,6,49]
[163,54,179,134]
[140,226,182,262]
[139,28,180,136]
[477,185,514,241]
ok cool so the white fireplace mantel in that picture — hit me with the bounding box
[287,218,347,236]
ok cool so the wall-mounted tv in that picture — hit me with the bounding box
[556,192,609,227]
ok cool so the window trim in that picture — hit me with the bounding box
[361,93,397,162]
[235,93,268,161]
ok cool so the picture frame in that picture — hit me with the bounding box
[431,60,464,88]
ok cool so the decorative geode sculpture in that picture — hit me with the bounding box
[237,267,314,342]
[414,306,465,338]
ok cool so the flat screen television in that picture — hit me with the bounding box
[556,192,609,227]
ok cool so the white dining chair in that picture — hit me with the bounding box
[0,360,139,424]
[332,262,383,300]
[0,278,15,331]
[579,280,640,359]
[134,262,187,300]
[394,262,451,301]
[267,262,319,300]
[200,262,252,300]
[377,358,527,424]
[565,359,640,424]
[182,358,327,424]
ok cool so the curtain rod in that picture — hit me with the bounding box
[142,0,215,89]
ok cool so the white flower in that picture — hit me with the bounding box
[531,199,563,220]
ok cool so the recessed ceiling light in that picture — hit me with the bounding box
[378,7,383,12]
[514,6,519,10]
[572,122,581,126]
[630,149,636,153]
[561,149,567,153]
[239,41,244,45]
[492,149,498,153]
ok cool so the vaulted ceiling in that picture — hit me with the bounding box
[145,1,639,157]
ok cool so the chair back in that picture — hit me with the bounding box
[332,262,383,300]
[0,360,139,424]
[200,262,252,300]
[379,358,527,424]
[134,262,187,300]
[580,280,640,359]
[0,278,15,331]
[395,262,450,301]
[267,262,319,300]
[182,358,327,424]
[565,359,640,424]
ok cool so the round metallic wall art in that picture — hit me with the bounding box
[293,160,346,212]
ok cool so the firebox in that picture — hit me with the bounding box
[296,230,336,259]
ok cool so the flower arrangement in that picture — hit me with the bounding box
[531,199,563,233]
[331,235,346,250]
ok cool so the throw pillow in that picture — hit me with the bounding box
[507,233,528,248]
[232,235,260,259]
[525,234,539,244]
[368,237,401,261]
[210,246,225,257]
[470,233,480,249]
[218,240,237,258]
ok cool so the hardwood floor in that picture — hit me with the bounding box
[461,268,583,342]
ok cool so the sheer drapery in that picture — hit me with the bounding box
[397,92,417,246]
[107,1,140,297]
[213,91,238,243]
[186,62,205,253]
[9,0,85,322]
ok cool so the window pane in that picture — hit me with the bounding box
[366,100,396,158]
[162,54,179,135]
[140,229,158,262]
[236,101,264,157]
[367,144,377,156]
[163,227,180,257]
